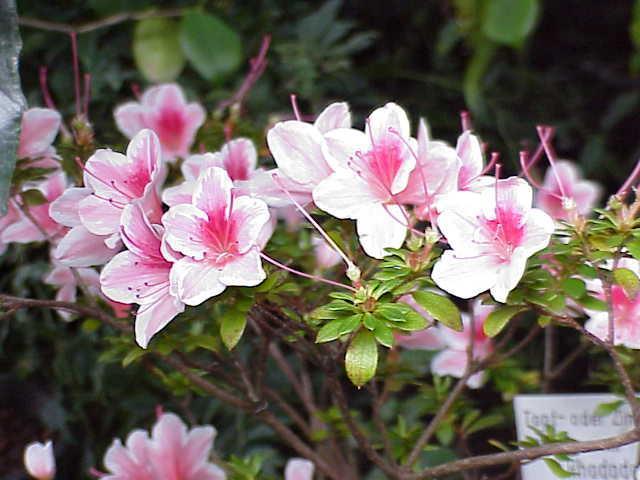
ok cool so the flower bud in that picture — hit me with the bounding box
[24,441,55,480]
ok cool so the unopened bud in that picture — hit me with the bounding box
[346,264,361,283]
[424,228,441,245]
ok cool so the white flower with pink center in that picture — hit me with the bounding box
[285,458,315,480]
[431,300,495,388]
[267,102,351,196]
[433,177,555,302]
[586,284,640,349]
[100,412,225,480]
[114,83,206,162]
[313,103,416,259]
[100,202,184,348]
[536,160,601,220]
[395,119,459,222]
[23,440,55,480]
[162,167,270,306]
[79,129,165,242]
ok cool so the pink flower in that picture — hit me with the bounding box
[267,102,351,196]
[24,440,55,480]
[394,295,445,350]
[100,202,184,348]
[586,285,640,349]
[163,167,270,306]
[455,131,493,191]
[114,84,206,162]
[101,412,225,480]
[1,172,66,244]
[18,108,61,162]
[433,177,554,302]
[44,261,101,320]
[0,203,19,255]
[313,103,416,258]
[536,160,601,220]
[285,458,314,480]
[49,187,120,267]
[311,234,341,270]
[79,129,164,241]
[395,119,459,222]
[431,300,494,388]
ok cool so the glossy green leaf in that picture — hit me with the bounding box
[561,278,586,299]
[483,306,524,337]
[613,267,640,296]
[220,310,247,350]
[180,11,242,80]
[133,18,185,82]
[412,291,462,331]
[0,0,26,214]
[345,330,378,387]
[482,0,540,47]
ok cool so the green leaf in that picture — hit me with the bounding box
[220,310,247,350]
[482,0,540,47]
[613,267,640,296]
[345,330,378,387]
[412,291,462,331]
[578,295,608,312]
[627,238,640,261]
[483,306,524,337]
[561,278,586,299]
[133,18,185,82]
[0,0,26,214]
[180,11,242,80]
[594,399,624,417]
[122,347,146,367]
[373,322,394,348]
[338,314,362,336]
[316,319,344,343]
[543,458,576,478]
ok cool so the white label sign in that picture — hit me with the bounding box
[514,394,639,480]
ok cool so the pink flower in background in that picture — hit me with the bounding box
[455,131,493,191]
[536,160,601,220]
[79,129,164,241]
[0,203,19,255]
[114,84,206,161]
[163,167,270,306]
[101,202,184,348]
[314,103,416,258]
[285,458,315,480]
[18,108,61,163]
[49,187,120,267]
[101,412,225,480]
[44,261,101,320]
[395,119,459,222]
[1,172,66,244]
[586,284,640,349]
[311,234,341,270]
[267,102,351,194]
[394,294,445,350]
[431,300,494,389]
[433,177,554,302]
[24,440,55,480]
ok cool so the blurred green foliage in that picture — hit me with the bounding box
[4,0,640,478]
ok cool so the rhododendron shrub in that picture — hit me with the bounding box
[8,77,640,480]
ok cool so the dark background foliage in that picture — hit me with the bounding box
[3,0,640,478]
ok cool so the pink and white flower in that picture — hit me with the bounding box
[101,412,225,480]
[1,172,67,244]
[100,202,184,348]
[455,131,492,191]
[18,108,61,165]
[313,103,416,259]
[79,129,164,241]
[536,160,601,220]
[285,458,314,480]
[114,84,206,162]
[431,300,494,388]
[44,261,101,320]
[585,284,640,349]
[49,187,120,267]
[433,177,555,302]
[267,102,351,196]
[395,119,459,222]
[24,440,55,480]
[311,234,341,270]
[162,167,270,306]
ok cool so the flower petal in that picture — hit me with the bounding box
[162,204,210,260]
[114,102,146,138]
[78,193,123,236]
[432,251,499,299]
[18,108,61,159]
[135,290,184,348]
[220,248,266,287]
[285,458,315,480]
[355,203,407,259]
[49,187,90,227]
[365,102,410,141]
[314,102,351,133]
[170,257,226,306]
[53,225,117,267]
[230,196,270,253]
[313,171,378,219]
[193,167,233,218]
